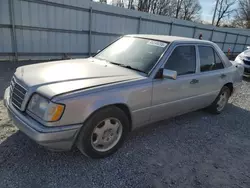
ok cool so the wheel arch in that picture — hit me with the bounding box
[224,82,233,95]
[82,103,133,132]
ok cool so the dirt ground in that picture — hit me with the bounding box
[0,62,250,188]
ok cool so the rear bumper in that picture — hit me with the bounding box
[4,87,81,151]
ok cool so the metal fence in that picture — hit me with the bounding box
[1,0,250,62]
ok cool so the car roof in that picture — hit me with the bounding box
[126,34,213,44]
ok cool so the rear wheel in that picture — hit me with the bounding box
[76,106,129,158]
[208,86,231,114]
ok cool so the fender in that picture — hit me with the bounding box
[82,95,131,124]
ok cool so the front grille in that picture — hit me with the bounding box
[244,68,250,73]
[10,78,27,110]
[243,59,250,65]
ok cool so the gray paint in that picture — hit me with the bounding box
[0,0,250,60]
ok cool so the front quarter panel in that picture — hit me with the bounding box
[53,79,152,129]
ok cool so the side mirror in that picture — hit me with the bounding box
[162,69,177,80]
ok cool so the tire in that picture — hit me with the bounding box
[207,86,231,114]
[76,106,129,158]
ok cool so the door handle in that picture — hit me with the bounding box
[220,74,226,78]
[190,79,199,84]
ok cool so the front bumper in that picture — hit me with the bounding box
[4,87,82,151]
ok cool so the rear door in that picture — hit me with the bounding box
[195,45,227,106]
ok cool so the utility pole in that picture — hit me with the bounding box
[212,0,219,25]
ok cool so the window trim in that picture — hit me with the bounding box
[161,43,198,77]
[197,44,225,73]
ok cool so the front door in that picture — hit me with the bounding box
[151,44,201,122]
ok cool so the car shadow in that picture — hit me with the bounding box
[0,103,250,188]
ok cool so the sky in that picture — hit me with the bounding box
[200,0,238,23]
[200,0,217,23]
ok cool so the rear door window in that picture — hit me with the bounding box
[214,51,224,69]
[199,46,224,72]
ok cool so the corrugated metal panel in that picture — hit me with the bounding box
[0,1,10,24]
[195,29,211,40]
[172,25,193,38]
[13,0,21,25]
[16,29,89,53]
[92,13,137,34]
[238,36,247,44]
[234,45,244,52]
[45,0,90,8]
[0,28,12,52]
[247,37,250,44]
[15,29,24,52]
[20,1,31,26]
[40,30,48,52]
[92,35,117,52]
[140,21,170,35]
[226,34,237,43]
[213,32,225,42]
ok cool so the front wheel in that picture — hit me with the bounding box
[208,86,231,114]
[76,106,129,158]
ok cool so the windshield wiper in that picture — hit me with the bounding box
[110,62,146,74]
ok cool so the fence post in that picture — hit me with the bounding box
[210,29,214,41]
[88,7,92,57]
[232,34,239,54]
[8,0,18,62]
[222,32,227,52]
[137,17,141,34]
[169,22,173,36]
[192,26,196,38]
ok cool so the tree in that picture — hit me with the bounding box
[213,0,236,26]
[234,0,250,28]
[137,0,201,21]
[138,0,151,12]
[180,0,202,21]
[150,0,176,16]
[106,0,201,22]
[175,0,184,18]
[128,0,134,9]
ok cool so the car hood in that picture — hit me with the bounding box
[243,49,250,57]
[14,58,145,98]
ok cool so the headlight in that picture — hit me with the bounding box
[28,94,65,122]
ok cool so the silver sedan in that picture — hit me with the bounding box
[4,35,243,158]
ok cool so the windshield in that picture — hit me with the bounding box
[94,37,168,74]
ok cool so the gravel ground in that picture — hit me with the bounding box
[0,63,250,188]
